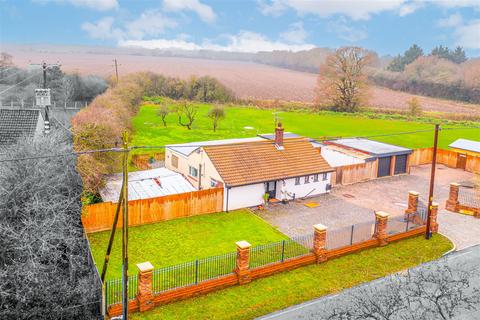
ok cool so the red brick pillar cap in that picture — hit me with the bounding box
[137,261,154,273]
[450,182,460,187]
[409,191,419,196]
[375,211,390,218]
[236,241,251,249]
[313,223,328,232]
[431,202,439,207]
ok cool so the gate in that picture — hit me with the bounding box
[377,156,391,177]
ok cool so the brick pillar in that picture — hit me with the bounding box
[136,261,154,312]
[430,202,439,233]
[405,191,419,214]
[390,156,396,176]
[445,183,460,212]
[235,241,251,285]
[374,211,389,246]
[313,224,328,263]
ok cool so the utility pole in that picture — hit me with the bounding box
[121,131,130,318]
[114,58,119,84]
[425,124,440,240]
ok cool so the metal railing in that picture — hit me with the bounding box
[152,251,237,294]
[386,214,422,235]
[326,221,376,250]
[250,234,313,269]
[458,186,480,208]
[105,274,138,307]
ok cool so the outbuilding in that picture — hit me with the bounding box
[449,139,480,170]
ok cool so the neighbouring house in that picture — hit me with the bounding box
[449,139,480,170]
[166,123,334,211]
[321,138,413,184]
[100,167,196,203]
[0,108,46,148]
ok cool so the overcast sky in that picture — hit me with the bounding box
[1,0,479,56]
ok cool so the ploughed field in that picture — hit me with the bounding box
[131,102,479,152]
[9,48,480,115]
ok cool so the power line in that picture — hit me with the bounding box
[0,71,42,96]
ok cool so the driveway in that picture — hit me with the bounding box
[256,164,480,249]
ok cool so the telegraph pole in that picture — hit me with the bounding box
[121,131,130,318]
[114,58,119,84]
[425,124,440,240]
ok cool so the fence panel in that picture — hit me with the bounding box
[386,215,422,235]
[458,187,480,208]
[326,221,376,250]
[197,252,237,283]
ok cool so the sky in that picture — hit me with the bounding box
[1,0,479,57]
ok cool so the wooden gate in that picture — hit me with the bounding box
[456,154,467,170]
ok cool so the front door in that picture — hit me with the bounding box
[266,181,276,199]
[377,156,392,177]
[456,154,467,170]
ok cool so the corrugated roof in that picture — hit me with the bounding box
[167,137,264,156]
[204,137,333,187]
[100,167,195,203]
[330,138,412,157]
[0,109,42,147]
[449,138,480,153]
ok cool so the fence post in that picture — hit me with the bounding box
[281,240,285,262]
[136,262,154,312]
[405,191,419,221]
[445,183,460,212]
[374,211,389,247]
[235,241,251,285]
[430,202,439,233]
[313,224,328,263]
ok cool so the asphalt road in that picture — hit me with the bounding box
[257,245,480,320]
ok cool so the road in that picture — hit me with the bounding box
[257,245,480,320]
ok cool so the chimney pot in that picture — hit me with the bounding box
[275,122,284,148]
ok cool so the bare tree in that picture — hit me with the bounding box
[176,101,198,130]
[316,47,374,112]
[208,104,225,132]
[61,75,76,104]
[157,103,170,127]
[321,263,480,320]
[0,132,101,319]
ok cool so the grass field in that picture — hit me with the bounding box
[131,234,452,320]
[88,210,287,280]
[131,101,479,155]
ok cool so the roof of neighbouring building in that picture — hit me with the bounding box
[449,138,480,153]
[167,137,265,157]
[203,137,334,187]
[0,108,43,147]
[328,138,412,157]
[100,167,196,203]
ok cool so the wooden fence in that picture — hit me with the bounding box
[82,188,224,233]
[409,147,480,173]
[335,160,378,185]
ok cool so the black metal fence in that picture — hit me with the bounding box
[459,186,480,208]
[152,251,237,294]
[105,274,138,308]
[249,234,313,269]
[326,221,376,250]
[386,214,423,235]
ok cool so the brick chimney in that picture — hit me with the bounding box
[275,122,284,149]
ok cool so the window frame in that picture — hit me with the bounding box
[304,175,310,184]
[313,174,319,182]
[295,177,301,185]
[171,154,179,168]
[189,165,198,178]
[322,173,328,181]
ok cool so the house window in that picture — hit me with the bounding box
[171,155,179,168]
[210,178,218,187]
[189,166,198,178]
[304,175,310,184]
[322,173,328,181]
[313,174,319,182]
[295,177,300,185]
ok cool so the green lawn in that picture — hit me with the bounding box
[88,210,287,280]
[131,234,453,320]
[131,102,479,155]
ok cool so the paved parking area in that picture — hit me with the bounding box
[256,165,480,249]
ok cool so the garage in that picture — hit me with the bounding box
[394,154,408,174]
[377,156,392,177]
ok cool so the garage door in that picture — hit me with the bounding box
[394,155,407,174]
[377,157,391,177]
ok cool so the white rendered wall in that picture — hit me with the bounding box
[321,147,364,168]
[275,174,332,200]
[225,183,265,211]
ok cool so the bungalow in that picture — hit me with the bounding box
[165,124,334,211]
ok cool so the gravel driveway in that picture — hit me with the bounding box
[256,164,480,249]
